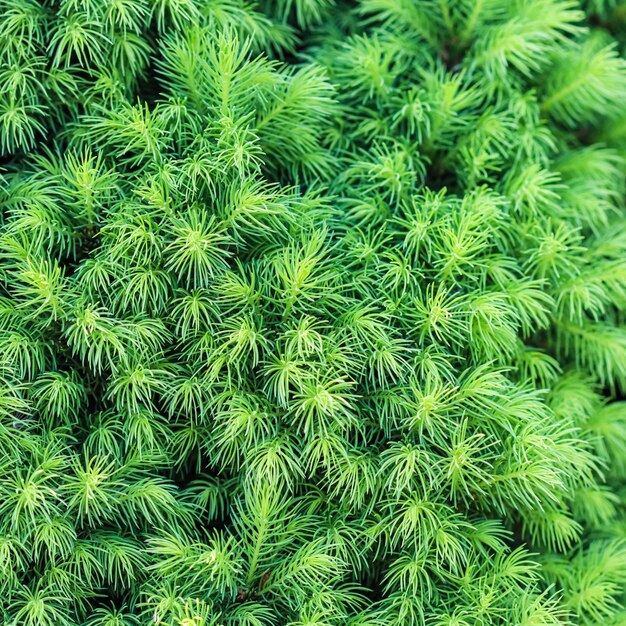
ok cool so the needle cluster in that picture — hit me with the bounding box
[1,1,626,625]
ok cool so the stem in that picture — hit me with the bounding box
[438,0,453,33]
[541,74,589,114]
[245,517,268,586]
[459,0,483,45]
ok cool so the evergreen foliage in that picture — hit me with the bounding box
[1,0,626,624]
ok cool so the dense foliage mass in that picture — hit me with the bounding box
[1,0,626,624]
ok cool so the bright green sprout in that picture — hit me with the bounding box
[1,0,626,625]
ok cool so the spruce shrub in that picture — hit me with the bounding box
[1,1,626,624]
